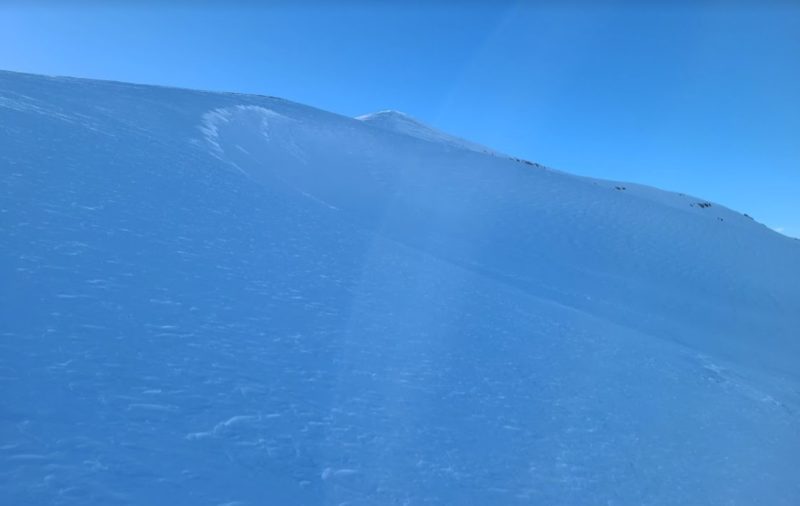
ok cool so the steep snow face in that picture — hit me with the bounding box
[2,70,800,506]
[357,109,501,155]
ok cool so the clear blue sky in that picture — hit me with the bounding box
[2,2,798,236]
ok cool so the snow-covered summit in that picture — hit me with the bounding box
[2,70,799,505]
[356,109,501,155]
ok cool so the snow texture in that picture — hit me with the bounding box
[1,70,799,505]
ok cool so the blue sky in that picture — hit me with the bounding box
[2,2,798,236]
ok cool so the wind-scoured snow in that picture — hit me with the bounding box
[1,70,799,505]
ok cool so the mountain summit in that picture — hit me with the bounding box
[2,70,799,505]
[356,109,501,155]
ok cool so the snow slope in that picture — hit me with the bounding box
[1,70,799,506]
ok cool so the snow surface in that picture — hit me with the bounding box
[1,70,799,505]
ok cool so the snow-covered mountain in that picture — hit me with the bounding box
[1,70,799,505]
